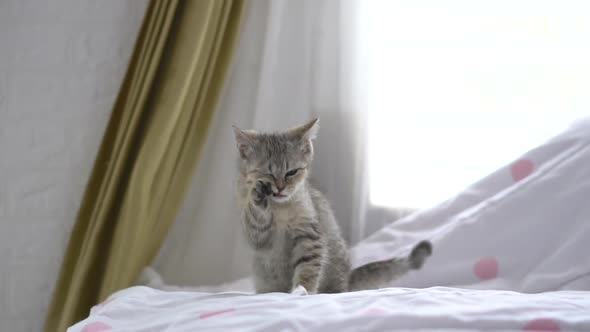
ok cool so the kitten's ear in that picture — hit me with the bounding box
[232,125,256,159]
[293,118,319,141]
[291,118,319,156]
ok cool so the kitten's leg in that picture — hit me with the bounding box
[320,275,349,293]
[254,277,289,294]
[242,181,275,250]
[252,255,290,293]
[289,221,325,295]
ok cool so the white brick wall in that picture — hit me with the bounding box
[0,1,147,331]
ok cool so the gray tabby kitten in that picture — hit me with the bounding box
[233,118,432,294]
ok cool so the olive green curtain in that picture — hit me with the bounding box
[44,0,243,330]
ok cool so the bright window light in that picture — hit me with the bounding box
[365,0,590,209]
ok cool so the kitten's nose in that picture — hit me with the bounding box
[275,181,285,192]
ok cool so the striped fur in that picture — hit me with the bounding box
[348,240,432,291]
[233,119,432,294]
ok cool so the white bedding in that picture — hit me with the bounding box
[69,118,590,331]
[70,286,590,331]
[352,117,590,293]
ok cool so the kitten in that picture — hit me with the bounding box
[233,118,432,294]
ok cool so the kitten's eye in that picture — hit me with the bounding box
[285,169,298,178]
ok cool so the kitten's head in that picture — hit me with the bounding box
[232,118,319,203]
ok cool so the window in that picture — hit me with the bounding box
[365,0,590,208]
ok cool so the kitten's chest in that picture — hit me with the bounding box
[256,226,292,276]
[271,201,312,226]
[257,218,294,264]
[259,201,314,261]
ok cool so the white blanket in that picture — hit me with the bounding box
[69,286,589,331]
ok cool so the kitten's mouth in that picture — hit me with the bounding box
[273,193,286,198]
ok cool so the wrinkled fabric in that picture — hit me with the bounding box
[69,286,590,331]
[353,117,590,293]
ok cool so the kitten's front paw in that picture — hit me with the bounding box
[290,285,309,296]
[252,180,272,208]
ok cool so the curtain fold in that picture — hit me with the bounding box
[44,0,244,330]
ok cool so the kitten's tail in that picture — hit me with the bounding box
[348,240,432,291]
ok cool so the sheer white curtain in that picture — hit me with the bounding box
[154,0,388,286]
[365,0,590,209]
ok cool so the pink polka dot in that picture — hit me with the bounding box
[81,321,111,332]
[473,257,498,280]
[511,158,534,181]
[523,318,560,331]
[364,308,387,315]
[200,308,237,319]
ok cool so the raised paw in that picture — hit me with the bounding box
[252,180,272,208]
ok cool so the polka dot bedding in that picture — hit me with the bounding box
[69,118,590,331]
[352,117,590,293]
[69,286,588,331]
